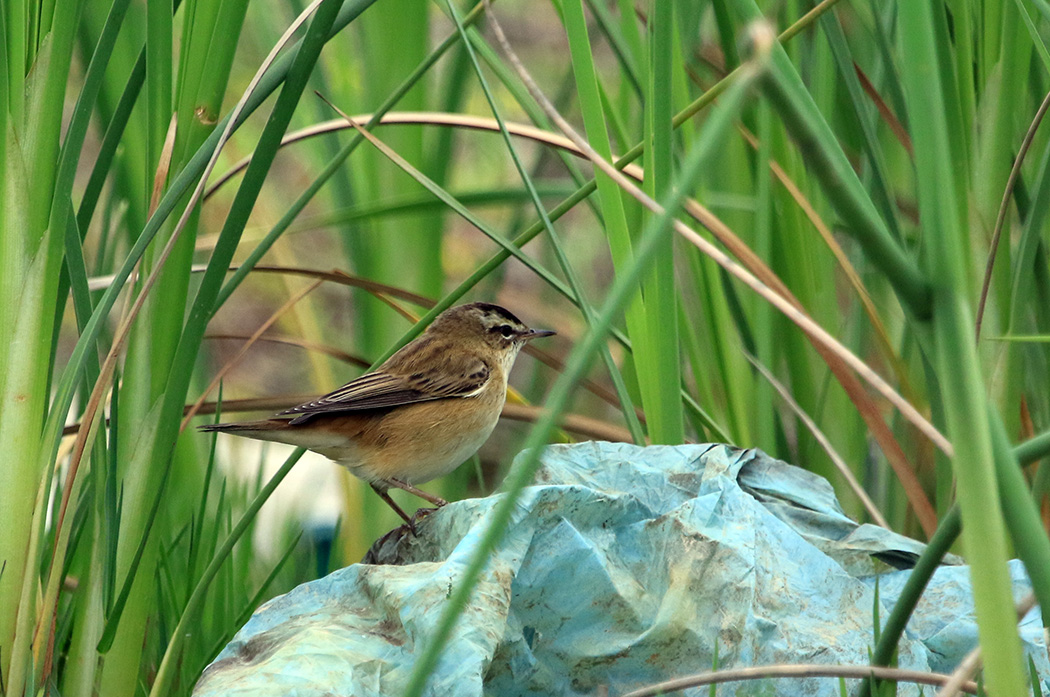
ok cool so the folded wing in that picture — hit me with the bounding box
[279,351,492,425]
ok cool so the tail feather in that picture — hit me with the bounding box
[198,418,347,451]
[197,420,297,445]
[198,419,286,433]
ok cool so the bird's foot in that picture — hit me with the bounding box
[409,506,440,528]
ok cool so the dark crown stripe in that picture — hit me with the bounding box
[471,302,523,326]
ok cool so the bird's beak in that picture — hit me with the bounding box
[523,328,556,341]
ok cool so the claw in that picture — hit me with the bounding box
[410,506,439,528]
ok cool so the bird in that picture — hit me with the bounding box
[199,302,555,532]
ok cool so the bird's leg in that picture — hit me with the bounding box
[370,483,417,535]
[385,478,449,507]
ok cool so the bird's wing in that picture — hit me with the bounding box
[278,351,492,424]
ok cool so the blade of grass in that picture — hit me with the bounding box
[210,0,847,374]
[147,448,305,697]
[144,0,172,186]
[212,0,490,309]
[202,531,305,662]
[975,89,1050,340]
[640,0,683,444]
[444,0,644,444]
[730,0,931,318]
[861,428,1050,696]
[893,3,1026,693]
[301,105,950,469]
[817,10,902,240]
[561,0,654,439]
[746,353,889,527]
[400,18,765,697]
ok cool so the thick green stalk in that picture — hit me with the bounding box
[899,1,1025,694]
[640,0,683,443]
[144,0,172,199]
[349,0,433,354]
[561,0,653,435]
[0,245,62,691]
[0,0,87,683]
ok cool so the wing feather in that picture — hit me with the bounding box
[279,343,492,424]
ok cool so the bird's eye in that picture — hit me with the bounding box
[499,325,515,338]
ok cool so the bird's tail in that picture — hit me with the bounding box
[198,418,335,451]
[198,420,287,436]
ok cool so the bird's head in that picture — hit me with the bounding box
[428,302,556,358]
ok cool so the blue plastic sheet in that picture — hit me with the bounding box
[194,442,1049,696]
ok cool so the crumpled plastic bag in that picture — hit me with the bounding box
[193,442,1049,696]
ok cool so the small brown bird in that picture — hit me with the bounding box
[200,302,555,531]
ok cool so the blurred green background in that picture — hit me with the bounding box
[4,0,1050,694]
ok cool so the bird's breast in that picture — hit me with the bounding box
[321,384,506,485]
